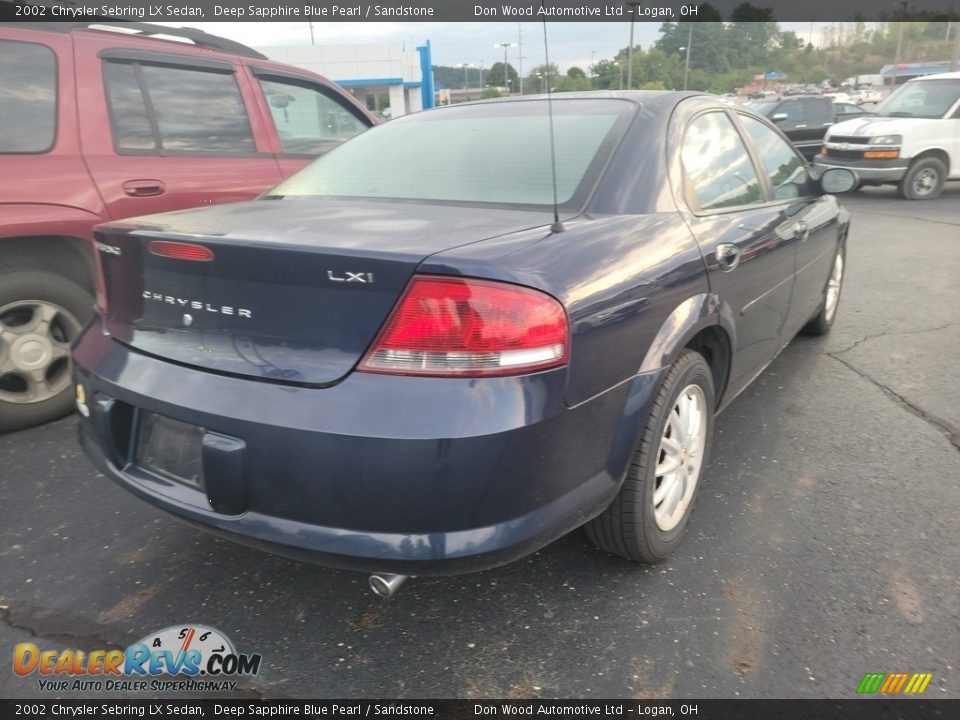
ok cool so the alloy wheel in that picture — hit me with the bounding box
[824,252,844,323]
[0,300,81,405]
[653,384,707,532]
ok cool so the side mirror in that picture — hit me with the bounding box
[771,112,788,122]
[819,167,859,194]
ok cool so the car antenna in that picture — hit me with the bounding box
[541,10,565,233]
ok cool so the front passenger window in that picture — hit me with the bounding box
[739,115,815,201]
[680,112,763,211]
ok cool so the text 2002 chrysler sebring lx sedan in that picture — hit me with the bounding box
[74,92,856,596]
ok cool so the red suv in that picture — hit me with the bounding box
[0,22,375,431]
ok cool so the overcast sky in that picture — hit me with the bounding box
[163,21,841,73]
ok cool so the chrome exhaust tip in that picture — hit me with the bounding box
[369,573,408,598]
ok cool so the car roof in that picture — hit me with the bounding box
[908,71,960,81]
[4,21,266,59]
[448,90,710,114]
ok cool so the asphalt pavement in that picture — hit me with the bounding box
[1,184,958,700]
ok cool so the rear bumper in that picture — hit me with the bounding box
[813,155,909,183]
[73,325,664,575]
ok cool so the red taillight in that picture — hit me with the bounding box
[359,276,569,377]
[148,241,214,262]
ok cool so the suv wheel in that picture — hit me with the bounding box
[0,271,91,432]
[586,350,715,562]
[898,157,946,200]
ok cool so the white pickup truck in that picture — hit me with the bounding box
[814,71,960,199]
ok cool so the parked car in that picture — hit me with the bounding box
[746,95,866,160]
[815,71,960,199]
[0,22,374,431]
[850,88,883,105]
[73,92,856,595]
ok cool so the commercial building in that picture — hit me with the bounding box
[254,41,435,118]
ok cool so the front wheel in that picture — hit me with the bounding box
[0,270,91,433]
[897,157,946,200]
[586,349,715,563]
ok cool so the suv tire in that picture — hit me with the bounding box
[0,271,91,432]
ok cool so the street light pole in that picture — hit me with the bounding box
[626,1,641,89]
[683,23,692,91]
[494,42,517,93]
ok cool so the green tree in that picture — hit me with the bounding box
[566,66,586,79]
[487,62,519,92]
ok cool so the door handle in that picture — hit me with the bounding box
[122,180,166,197]
[716,243,741,272]
[794,220,809,242]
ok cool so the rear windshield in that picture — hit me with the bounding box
[268,99,635,210]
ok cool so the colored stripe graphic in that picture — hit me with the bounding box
[857,672,932,694]
[858,673,885,693]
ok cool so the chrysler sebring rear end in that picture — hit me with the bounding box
[73,94,851,581]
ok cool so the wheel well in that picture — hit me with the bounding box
[685,326,731,408]
[911,149,950,176]
[0,236,94,294]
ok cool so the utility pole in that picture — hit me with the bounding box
[479,62,484,93]
[626,1,641,90]
[591,50,596,88]
[308,22,315,46]
[951,21,960,71]
[683,23,692,91]
[891,0,907,88]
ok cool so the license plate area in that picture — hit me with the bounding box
[136,412,205,489]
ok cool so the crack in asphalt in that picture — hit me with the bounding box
[830,322,955,357]
[0,603,283,700]
[848,207,960,228]
[0,603,126,650]
[826,353,960,453]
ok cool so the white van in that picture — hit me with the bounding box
[813,71,960,199]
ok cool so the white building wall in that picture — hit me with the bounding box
[254,43,425,116]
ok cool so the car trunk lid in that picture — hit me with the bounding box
[96,197,550,385]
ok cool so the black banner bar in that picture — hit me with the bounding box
[1,0,959,23]
[3,700,960,720]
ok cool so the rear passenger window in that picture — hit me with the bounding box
[103,61,255,154]
[0,40,56,153]
[104,62,155,151]
[681,112,763,212]
[258,76,369,155]
[739,115,815,201]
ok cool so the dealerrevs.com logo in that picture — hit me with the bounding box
[13,624,261,693]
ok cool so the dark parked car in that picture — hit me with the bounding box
[0,22,373,432]
[73,92,856,596]
[747,95,866,159]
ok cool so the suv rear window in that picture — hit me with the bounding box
[0,40,56,153]
[103,60,255,154]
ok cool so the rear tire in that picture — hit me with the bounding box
[586,349,714,563]
[0,270,92,433]
[897,157,946,200]
[802,244,845,336]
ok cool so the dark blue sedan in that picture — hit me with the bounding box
[73,92,855,596]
